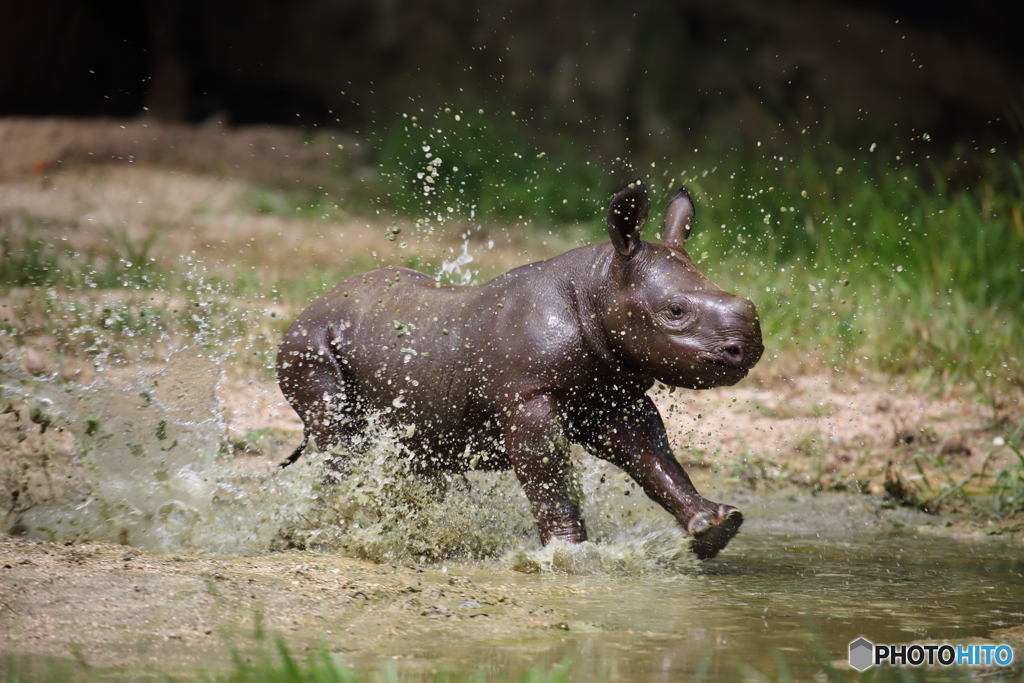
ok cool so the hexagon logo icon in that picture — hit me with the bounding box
[849,638,874,671]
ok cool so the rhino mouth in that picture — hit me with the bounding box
[700,353,752,372]
[707,361,749,379]
[693,355,752,386]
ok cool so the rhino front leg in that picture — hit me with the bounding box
[506,395,587,545]
[581,396,742,559]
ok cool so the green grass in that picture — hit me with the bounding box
[358,107,1023,404]
[215,642,576,683]
[0,220,168,291]
[641,143,1024,406]
[214,642,573,683]
[363,108,1023,313]
[864,417,1024,518]
[4,635,1008,683]
[1,639,576,683]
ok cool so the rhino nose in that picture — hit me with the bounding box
[718,298,763,369]
[718,343,745,366]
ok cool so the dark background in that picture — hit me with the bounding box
[2,0,1022,156]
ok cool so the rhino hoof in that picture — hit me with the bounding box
[688,506,743,560]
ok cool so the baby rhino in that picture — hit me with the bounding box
[278,180,763,559]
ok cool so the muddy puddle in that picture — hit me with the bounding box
[3,491,1023,682]
[342,494,1024,682]
[2,350,1023,681]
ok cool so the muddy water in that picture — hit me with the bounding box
[348,497,1024,682]
[2,352,1024,681]
[5,505,1022,683]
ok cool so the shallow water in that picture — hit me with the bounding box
[2,353,1023,681]
[357,520,1024,682]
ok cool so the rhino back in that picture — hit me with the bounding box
[312,257,606,448]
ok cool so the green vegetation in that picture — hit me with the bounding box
[0,221,167,291]
[0,639,577,683]
[668,140,1023,407]
[3,635,1004,683]
[883,417,1024,517]
[210,642,572,683]
[212,642,573,683]
[363,107,1023,399]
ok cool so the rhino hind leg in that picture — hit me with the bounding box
[687,505,743,560]
[277,338,363,471]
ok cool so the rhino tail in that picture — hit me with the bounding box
[278,428,310,469]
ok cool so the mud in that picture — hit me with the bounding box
[3,488,1024,681]
[0,534,568,677]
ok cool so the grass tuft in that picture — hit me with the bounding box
[0,220,167,291]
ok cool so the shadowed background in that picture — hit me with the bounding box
[2,0,1022,156]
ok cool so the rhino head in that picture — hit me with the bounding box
[601,180,764,389]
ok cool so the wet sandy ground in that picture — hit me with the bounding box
[2,486,1023,680]
[0,534,573,676]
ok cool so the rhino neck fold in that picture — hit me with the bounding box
[569,244,651,389]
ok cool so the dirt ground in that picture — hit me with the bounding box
[0,534,578,676]
[1,119,1023,676]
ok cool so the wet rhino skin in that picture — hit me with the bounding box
[277,180,763,559]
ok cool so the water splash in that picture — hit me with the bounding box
[508,526,694,576]
[0,347,298,554]
[506,455,698,575]
[282,439,538,563]
[1,349,698,574]
[438,239,476,285]
[0,349,535,558]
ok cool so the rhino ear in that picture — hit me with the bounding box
[607,179,649,257]
[662,186,694,248]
